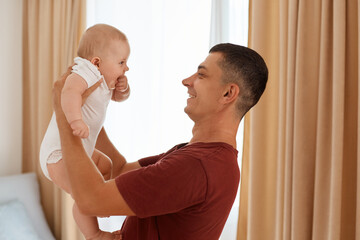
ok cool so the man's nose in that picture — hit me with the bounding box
[182,73,196,86]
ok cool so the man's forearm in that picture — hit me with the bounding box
[96,127,127,177]
[55,105,106,201]
[53,75,106,207]
[52,75,135,216]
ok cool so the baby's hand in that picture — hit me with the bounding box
[112,76,130,102]
[70,119,89,138]
[115,76,129,93]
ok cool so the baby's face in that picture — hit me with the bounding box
[99,40,130,89]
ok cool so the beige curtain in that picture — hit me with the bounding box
[238,0,359,240]
[22,0,86,239]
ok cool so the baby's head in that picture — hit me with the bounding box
[77,24,130,89]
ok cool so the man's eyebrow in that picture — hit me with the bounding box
[198,65,207,71]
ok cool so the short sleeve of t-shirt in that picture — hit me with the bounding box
[137,144,185,167]
[138,154,165,167]
[116,150,207,218]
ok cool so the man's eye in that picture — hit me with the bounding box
[198,73,205,78]
[120,61,124,65]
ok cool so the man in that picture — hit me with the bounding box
[53,43,268,240]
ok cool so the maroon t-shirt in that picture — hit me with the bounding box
[115,142,240,240]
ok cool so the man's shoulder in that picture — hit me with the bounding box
[159,142,238,170]
[175,142,237,157]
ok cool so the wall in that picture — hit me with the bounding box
[0,0,23,176]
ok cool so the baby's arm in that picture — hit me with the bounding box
[112,75,130,102]
[61,73,89,138]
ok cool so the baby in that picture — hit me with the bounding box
[40,24,130,240]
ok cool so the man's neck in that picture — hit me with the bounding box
[189,115,240,149]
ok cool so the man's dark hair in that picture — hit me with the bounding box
[209,43,268,117]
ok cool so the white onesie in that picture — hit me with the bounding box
[39,57,112,180]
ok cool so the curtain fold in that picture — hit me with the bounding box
[22,0,86,239]
[357,1,360,238]
[355,0,360,240]
[238,0,359,239]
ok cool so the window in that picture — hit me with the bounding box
[87,0,248,238]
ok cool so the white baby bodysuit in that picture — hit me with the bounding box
[39,57,112,179]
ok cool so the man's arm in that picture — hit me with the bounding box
[96,127,141,177]
[53,68,135,217]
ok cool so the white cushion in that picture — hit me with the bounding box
[0,173,55,240]
[0,199,41,240]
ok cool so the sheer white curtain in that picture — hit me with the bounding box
[86,0,248,238]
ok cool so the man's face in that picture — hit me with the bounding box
[182,52,225,121]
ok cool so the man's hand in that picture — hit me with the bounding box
[53,66,72,114]
[82,78,103,105]
[53,65,103,114]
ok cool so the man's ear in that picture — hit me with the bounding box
[90,57,101,69]
[221,84,239,104]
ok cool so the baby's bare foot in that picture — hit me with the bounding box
[87,230,115,240]
[99,231,115,240]
[112,230,122,240]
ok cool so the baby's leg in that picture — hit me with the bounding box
[73,204,114,240]
[47,159,72,194]
[91,149,113,180]
[47,158,112,240]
